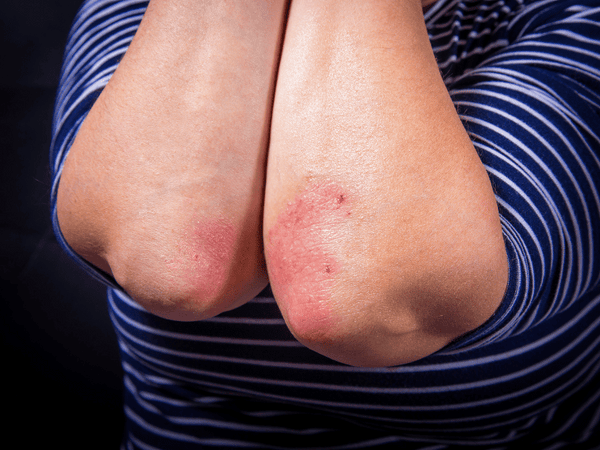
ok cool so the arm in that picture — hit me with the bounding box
[56,0,289,320]
[264,0,508,366]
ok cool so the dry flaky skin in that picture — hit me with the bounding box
[56,0,289,321]
[266,181,352,340]
[264,0,508,367]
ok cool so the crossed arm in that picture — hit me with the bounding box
[56,0,508,367]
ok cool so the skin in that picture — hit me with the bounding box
[266,181,352,340]
[172,217,236,310]
[264,0,508,366]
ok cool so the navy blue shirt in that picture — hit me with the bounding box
[50,0,600,448]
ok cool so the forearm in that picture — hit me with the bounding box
[57,0,289,320]
[264,0,508,366]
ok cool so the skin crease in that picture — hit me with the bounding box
[266,181,352,339]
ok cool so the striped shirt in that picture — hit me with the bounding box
[50,0,600,448]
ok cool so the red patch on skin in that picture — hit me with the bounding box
[267,181,352,337]
[176,218,236,302]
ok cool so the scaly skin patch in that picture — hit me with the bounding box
[267,181,352,338]
[168,217,236,307]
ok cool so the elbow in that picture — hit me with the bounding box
[106,218,268,321]
[57,181,267,321]
[271,239,508,368]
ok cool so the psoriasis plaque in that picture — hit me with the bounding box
[267,181,352,333]
[174,217,236,301]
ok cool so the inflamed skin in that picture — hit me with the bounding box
[266,181,352,341]
[174,217,237,306]
[105,214,244,322]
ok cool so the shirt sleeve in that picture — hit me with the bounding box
[439,0,600,352]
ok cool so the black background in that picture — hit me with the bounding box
[1,1,125,447]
